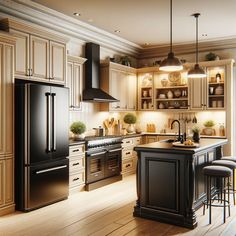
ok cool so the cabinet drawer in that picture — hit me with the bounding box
[122,138,134,147]
[69,171,85,187]
[122,148,134,159]
[69,145,85,156]
[122,158,137,173]
[69,157,85,173]
[134,137,141,145]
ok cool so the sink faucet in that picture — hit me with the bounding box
[171,120,184,143]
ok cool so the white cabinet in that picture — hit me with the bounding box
[2,19,67,85]
[69,144,86,193]
[0,32,15,216]
[67,56,86,111]
[100,62,137,111]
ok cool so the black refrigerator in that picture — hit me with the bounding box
[15,82,69,211]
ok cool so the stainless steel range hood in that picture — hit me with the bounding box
[83,43,119,102]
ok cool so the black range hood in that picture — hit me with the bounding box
[83,43,118,102]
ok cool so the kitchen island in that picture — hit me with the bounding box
[133,138,228,229]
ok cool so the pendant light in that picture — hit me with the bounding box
[159,0,183,72]
[188,13,206,78]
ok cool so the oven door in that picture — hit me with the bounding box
[86,150,106,183]
[105,147,122,178]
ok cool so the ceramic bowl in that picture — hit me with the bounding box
[159,94,166,99]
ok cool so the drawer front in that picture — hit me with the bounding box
[69,145,85,157]
[69,171,85,187]
[69,157,85,173]
[122,138,134,147]
[134,137,141,145]
[122,158,137,173]
[122,148,134,159]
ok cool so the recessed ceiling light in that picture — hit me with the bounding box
[114,30,120,33]
[73,12,81,16]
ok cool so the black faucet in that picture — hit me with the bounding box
[171,120,184,143]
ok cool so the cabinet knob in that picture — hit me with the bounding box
[73,177,80,181]
[126,164,131,168]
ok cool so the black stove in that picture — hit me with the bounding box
[85,135,123,191]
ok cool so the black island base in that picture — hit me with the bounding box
[133,138,227,229]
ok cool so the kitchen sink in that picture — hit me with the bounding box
[159,139,176,143]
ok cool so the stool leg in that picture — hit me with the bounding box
[209,177,212,224]
[233,170,235,205]
[228,177,231,217]
[223,178,226,223]
[204,176,209,215]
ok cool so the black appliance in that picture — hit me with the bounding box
[83,42,119,102]
[15,81,69,211]
[85,136,122,191]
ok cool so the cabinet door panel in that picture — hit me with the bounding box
[50,41,66,84]
[110,70,121,110]
[11,30,29,77]
[4,45,14,156]
[67,62,73,109]
[30,35,49,80]
[190,77,204,110]
[127,73,137,110]
[0,160,4,206]
[73,63,82,110]
[4,158,14,204]
[0,45,3,156]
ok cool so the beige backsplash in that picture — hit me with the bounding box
[70,103,226,137]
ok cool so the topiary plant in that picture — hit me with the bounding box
[191,126,200,133]
[123,113,137,124]
[70,121,86,134]
[203,120,215,128]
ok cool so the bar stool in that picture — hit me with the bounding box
[212,159,236,205]
[221,156,236,162]
[202,165,232,224]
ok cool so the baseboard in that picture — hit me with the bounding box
[0,204,15,216]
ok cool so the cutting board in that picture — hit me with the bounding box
[172,142,199,148]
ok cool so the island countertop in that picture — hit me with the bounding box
[134,138,228,154]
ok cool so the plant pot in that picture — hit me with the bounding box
[73,133,85,140]
[192,132,200,142]
[126,124,135,133]
[203,128,213,135]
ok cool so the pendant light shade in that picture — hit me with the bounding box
[159,0,183,72]
[188,13,206,78]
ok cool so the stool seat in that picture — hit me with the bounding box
[203,165,232,178]
[221,156,236,162]
[212,160,236,169]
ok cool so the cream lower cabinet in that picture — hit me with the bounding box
[144,135,176,144]
[100,62,137,111]
[69,144,86,193]
[1,19,67,85]
[122,136,141,176]
[67,56,86,111]
[0,32,15,216]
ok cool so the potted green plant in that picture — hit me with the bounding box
[203,120,215,136]
[70,121,86,140]
[123,113,137,133]
[191,126,200,142]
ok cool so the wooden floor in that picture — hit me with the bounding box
[1,175,236,236]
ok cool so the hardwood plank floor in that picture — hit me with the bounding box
[0,174,236,236]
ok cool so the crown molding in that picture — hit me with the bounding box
[139,38,236,59]
[0,0,141,56]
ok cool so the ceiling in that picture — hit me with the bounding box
[32,0,236,47]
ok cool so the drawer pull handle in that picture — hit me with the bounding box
[126,164,131,168]
[72,149,80,152]
[72,162,80,166]
[126,152,131,155]
[73,177,80,181]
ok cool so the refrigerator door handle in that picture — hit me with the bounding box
[46,92,51,153]
[51,93,56,152]
[36,165,67,174]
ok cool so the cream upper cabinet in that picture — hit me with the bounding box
[0,44,3,156]
[190,77,206,110]
[0,160,4,206]
[11,29,30,77]
[67,56,86,111]
[2,19,68,85]
[30,35,49,81]
[100,62,137,111]
[50,41,66,84]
